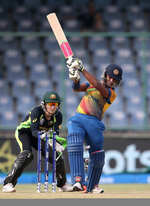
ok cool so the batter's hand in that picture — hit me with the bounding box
[66,57,85,72]
[69,67,80,81]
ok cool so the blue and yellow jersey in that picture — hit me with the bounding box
[76,83,117,120]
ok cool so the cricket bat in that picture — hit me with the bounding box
[47,13,73,59]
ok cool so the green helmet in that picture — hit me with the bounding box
[42,91,61,104]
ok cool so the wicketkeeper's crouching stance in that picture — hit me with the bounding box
[2,91,73,193]
[66,57,123,193]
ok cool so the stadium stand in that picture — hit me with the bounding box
[0,0,149,129]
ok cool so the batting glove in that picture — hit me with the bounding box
[69,67,80,81]
[66,57,85,72]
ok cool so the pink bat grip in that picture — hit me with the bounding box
[60,42,73,58]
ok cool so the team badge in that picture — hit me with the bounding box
[113,69,119,75]
[50,94,56,99]
[32,118,37,123]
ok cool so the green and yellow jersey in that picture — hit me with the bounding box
[16,105,62,138]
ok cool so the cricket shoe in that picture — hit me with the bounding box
[2,183,16,193]
[73,182,87,192]
[91,185,104,194]
[58,184,74,192]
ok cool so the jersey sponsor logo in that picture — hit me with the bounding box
[40,118,45,125]
[39,126,48,131]
[50,121,53,125]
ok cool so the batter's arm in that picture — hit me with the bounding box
[82,69,109,98]
[72,79,89,92]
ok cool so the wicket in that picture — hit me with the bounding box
[37,130,57,192]
[52,130,56,192]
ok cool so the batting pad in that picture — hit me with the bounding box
[86,150,105,192]
[67,133,85,185]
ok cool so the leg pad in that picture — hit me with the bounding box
[4,150,33,186]
[87,150,105,192]
[67,133,85,185]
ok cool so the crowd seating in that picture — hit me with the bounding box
[0,0,150,129]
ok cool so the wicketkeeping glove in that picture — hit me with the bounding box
[40,131,47,140]
[48,140,65,153]
[66,57,85,72]
[48,135,67,153]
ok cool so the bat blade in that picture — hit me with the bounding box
[47,13,73,59]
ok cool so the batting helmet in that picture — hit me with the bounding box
[42,91,61,104]
[105,64,123,82]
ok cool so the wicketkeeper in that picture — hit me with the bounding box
[2,91,73,193]
[66,57,123,193]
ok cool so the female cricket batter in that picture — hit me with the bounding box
[66,58,123,193]
[2,91,73,193]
